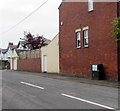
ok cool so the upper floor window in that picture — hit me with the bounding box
[83,29,88,47]
[76,31,81,48]
[88,0,93,12]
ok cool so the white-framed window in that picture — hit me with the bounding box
[76,31,81,48]
[88,0,93,12]
[83,29,88,47]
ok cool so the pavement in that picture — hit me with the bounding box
[2,70,118,109]
[15,70,119,88]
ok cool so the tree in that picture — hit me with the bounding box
[112,17,120,42]
[112,17,120,82]
[20,32,49,50]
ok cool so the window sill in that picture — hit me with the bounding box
[76,46,81,49]
[76,46,89,49]
[82,46,89,48]
[88,9,94,13]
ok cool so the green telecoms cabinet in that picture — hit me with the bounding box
[92,64,104,80]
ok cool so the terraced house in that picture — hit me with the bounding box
[59,1,120,81]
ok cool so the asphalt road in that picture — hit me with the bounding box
[2,70,118,110]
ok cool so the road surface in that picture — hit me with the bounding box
[2,70,118,110]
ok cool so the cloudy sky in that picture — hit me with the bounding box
[0,0,62,48]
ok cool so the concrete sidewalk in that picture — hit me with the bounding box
[12,70,119,88]
[42,73,119,88]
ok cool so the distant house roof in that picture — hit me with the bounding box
[1,42,17,54]
[2,49,8,54]
[43,38,51,45]
[9,45,17,50]
[31,36,51,45]
[17,41,27,48]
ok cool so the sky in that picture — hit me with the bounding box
[0,0,62,48]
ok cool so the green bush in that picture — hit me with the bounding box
[112,17,120,42]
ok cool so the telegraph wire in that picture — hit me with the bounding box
[0,0,48,35]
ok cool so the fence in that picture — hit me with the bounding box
[19,49,41,59]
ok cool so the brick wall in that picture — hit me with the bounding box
[17,49,41,72]
[59,2,118,80]
[17,58,41,72]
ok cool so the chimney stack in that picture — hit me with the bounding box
[9,42,13,45]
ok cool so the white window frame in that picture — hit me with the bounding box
[76,31,81,48]
[83,29,88,47]
[88,0,93,12]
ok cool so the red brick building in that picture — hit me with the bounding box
[59,1,120,81]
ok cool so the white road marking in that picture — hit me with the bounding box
[20,81,44,90]
[61,93,115,110]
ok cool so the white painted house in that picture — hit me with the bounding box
[41,34,59,73]
[1,43,17,62]
[10,49,24,70]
